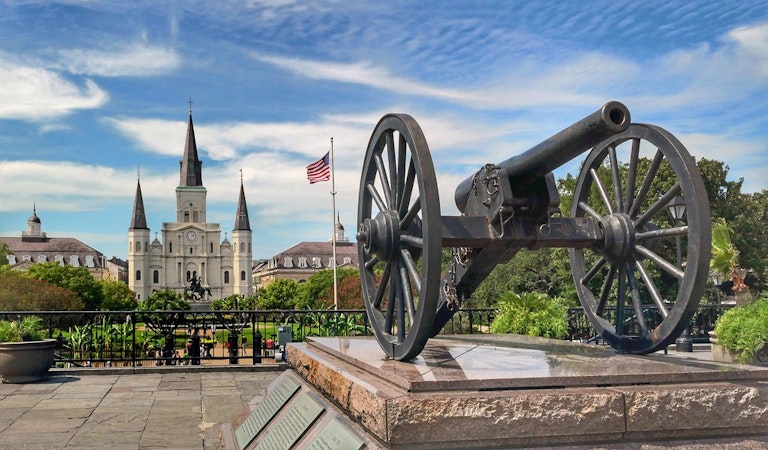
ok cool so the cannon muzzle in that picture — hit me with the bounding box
[454,101,630,212]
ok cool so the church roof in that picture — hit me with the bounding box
[234,181,251,231]
[179,112,203,187]
[130,179,148,230]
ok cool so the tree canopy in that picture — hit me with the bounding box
[26,262,104,310]
[0,270,84,311]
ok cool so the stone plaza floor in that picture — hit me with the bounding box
[0,365,285,449]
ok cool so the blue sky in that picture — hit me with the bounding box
[0,0,767,261]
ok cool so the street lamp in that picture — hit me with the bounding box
[667,195,693,352]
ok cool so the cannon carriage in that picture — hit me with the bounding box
[356,101,711,360]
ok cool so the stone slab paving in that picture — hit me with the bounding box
[0,366,284,449]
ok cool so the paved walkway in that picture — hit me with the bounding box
[0,365,285,450]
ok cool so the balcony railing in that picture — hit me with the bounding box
[0,304,730,368]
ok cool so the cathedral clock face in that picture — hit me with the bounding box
[186,230,197,241]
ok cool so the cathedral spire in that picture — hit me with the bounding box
[130,179,148,229]
[179,107,203,187]
[234,178,251,231]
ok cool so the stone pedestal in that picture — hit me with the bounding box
[286,335,768,449]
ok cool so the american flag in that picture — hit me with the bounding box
[306,152,331,184]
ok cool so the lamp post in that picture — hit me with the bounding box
[667,195,693,352]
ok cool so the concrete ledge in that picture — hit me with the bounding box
[286,336,768,449]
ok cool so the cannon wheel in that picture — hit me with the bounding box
[357,114,442,361]
[569,124,711,354]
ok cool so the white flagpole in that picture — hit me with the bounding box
[330,137,338,310]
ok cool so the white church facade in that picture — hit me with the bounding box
[128,110,253,301]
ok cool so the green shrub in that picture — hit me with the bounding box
[489,291,568,339]
[0,316,46,342]
[714,296,768,363]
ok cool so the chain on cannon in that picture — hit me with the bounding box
[356,101,712,361]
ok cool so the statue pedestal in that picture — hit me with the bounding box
[286,335,768,449]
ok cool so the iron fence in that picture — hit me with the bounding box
[0,304,730,367]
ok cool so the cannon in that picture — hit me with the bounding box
[356,101,712,360]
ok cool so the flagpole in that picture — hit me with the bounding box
[330,137,338,310]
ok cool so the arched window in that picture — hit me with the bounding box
[240,270,246,281]
[210,243,214,253]
[136,270,141,281]
[186,270,191,281]
[153,270,159,283]
[240,242,245,252]
[224,271,230,284]
[135,241,141,252]
[169,243,173,253]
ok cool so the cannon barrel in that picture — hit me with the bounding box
[454,101,631,212]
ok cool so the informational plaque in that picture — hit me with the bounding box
[307,417,366,450]
[235,375,301,449]
[254,392,324,450]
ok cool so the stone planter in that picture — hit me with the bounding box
[0,339,56,383]
[709,331,766,366]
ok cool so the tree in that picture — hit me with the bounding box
[296,268,359,309]
[0,242,11,266]
[0,270,84,311]
[470,248,576,308]
[257,279,300,310]
[26,262,104,310]
[136,290,190,335]
[100,280,137,311]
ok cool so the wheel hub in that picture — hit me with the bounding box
[357,210,401,262]
[600,213,635,262]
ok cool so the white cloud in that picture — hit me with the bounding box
[0,57,108,120]
[56,43,181,77]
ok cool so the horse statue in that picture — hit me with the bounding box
[184,276,212,301]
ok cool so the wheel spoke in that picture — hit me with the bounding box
[624,138,640,213]
[636,225,688,241]
[373,263,392,309]
[589,167,614,214]
[398,159,416,218]
[628,149,664,219]
[400,198,421,230]
[364,255,380,271]
[635,183,682,228]
[386,131,397,198]
[635,245,684,280]
[374,153,393,208]
[625,263,649,335]
[581,256,607,285]
[400,248,422,293]
[396,263,406,342]
[384,270,396,333]
[578,201,603,221]
[597,263,617,316]
[398,259,416,325]
[616,268,626,335]
[366,183,387,212]
[635,260,668,318]
[396,134,407,207]
[400,234,423,249]
[608,145,624,213]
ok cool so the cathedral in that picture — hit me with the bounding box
[128,110,253,301]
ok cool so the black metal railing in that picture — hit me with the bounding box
[0,304,730,367]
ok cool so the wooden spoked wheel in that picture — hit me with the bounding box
[357,114,442,361]
[569,124,711,354]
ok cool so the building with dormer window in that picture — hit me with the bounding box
[252,219,357,288]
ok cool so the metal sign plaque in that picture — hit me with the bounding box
[234,375,300,450]
[307,417,366,450]
[255,392,324,450]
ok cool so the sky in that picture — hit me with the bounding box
[0,0,767,262]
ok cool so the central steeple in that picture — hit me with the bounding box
[179,103,203,187]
